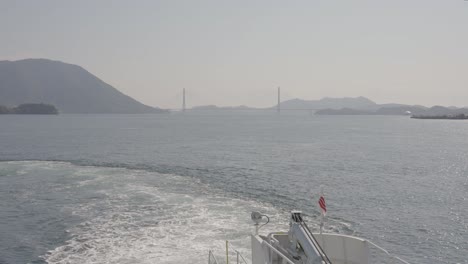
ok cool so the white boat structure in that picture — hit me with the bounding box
[208,211,410,264]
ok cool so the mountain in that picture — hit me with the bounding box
[277,96,438,116]
[423,106,468,116]
[374,105,427,115]
[0,59,166,114]
[278,96,379,110]
[315,105,468,116]
[316,106,428,116]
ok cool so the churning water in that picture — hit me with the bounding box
[0,113,467,263]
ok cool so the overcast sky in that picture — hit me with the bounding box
[1,0,467,108]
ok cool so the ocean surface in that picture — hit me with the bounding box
[0,113,467,264]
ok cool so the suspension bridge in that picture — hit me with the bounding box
[168,88,321,112]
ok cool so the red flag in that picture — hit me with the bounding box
[318,196,326,215]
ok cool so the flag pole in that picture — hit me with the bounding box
[320,214,324,234]
[319,185,325,234]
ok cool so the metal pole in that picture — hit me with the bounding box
[226,240,229,264]
[320,214,323,234]
[319,185,325,234]
[320,185,324,234]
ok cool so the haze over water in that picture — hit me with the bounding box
[0,113,467,263]
[2,1,468,108]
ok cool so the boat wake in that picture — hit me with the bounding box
[6,161,284,264]
[0,161,354,264]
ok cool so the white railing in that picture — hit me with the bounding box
[208,250,220,264]
[210,237,410,264]
[227,241,249,264]
[312,232,410,264]
[367,241,410,264]
[208,241,249,264]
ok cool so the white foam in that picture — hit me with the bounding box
[40,163,287,264]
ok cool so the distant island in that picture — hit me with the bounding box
[315,106,425,116]
[277,96,380,111]
[191,105,255,111]
[315,108,375,115]
[0,103,58,115]
[411,114,468,120]
[275,97,448,117]
[311,99,468,118]
[189,97,468,118]
[0,59,168,114]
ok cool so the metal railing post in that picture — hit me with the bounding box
[226,240,229,264]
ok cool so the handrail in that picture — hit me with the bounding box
[367,240,410,264]
[261,240,296,264]
[213,236,409,264]
[227,241,249,264]
[208,250,220,264]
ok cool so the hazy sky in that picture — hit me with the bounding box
[1,0,467,108]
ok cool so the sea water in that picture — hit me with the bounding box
[0,113,467,263]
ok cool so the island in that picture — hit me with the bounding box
[0,59,167,114]
[411,114,468,120]
[0,103,59,115]
[315,108,373,115]
[315,105,468,119]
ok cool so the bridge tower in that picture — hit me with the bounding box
[182,88,186,112]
